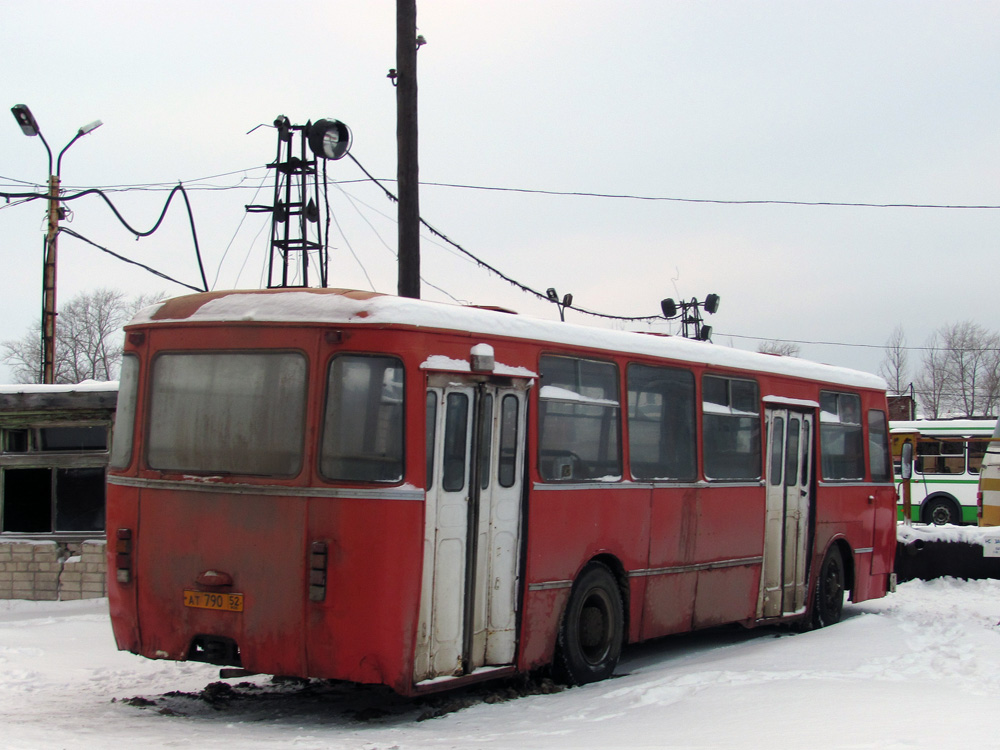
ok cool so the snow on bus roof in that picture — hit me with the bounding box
[133,289,885,390]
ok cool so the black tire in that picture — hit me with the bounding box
[555,562,624,685]
[812,545,845,629]
[924,497,960,526]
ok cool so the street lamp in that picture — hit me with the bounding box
[546,287,573,322]
[10,104,103,384]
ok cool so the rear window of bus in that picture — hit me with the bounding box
[146,351,307,476]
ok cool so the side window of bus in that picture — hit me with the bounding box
[867,409,891,482]
[425,392,437,489]
[538,355,621,481]
[442,393,469,491]
[819,391,864,480]
[969,440,988,474]
[109,353,139,469]
[627,363,696,481]
[701,375,761,481]
[321,355,404,483]
[915,438,964,475]
[498,394,519,488]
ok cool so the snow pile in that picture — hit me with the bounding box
[897,523,999,545]
[2,581,1000,748]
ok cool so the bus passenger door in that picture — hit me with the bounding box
[415,376,528,683]
[759,408,813,619]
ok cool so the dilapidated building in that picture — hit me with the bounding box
[0,383,116,599]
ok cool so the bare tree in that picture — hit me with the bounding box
[915,331,948,418]
[2,288,163,384]
[878,325,909,396]
[982,347,1000,417]
[939,321,1000,417]
[757,340,801,357]
[914,321,1000,418]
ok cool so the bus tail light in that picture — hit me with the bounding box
[116,528,133,584]
[978,490,984,518]
[309,541,328,602]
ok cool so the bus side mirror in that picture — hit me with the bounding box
[901,442,913,480]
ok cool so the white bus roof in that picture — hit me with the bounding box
[132,289,886,391]
[890,418,997,435]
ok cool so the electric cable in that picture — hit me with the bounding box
[719,331,1000,353]
[331,181,459,302]
[213,171,269,289]
[333,181,473,267]
[59,228,205,292]
[326,188,376,292]
[233,213,270,289]
[415,181,1000,210]
[1,183,208,293]
[346,153,663,323]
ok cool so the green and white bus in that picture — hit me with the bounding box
[891,419,995,525]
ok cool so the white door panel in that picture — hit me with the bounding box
[760,409,813,619]
[415,378,527,682]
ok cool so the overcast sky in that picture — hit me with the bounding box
[3,1,999,383]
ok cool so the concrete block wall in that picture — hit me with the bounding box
[0,540,107,601]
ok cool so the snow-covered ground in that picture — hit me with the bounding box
[3,579,1000,749]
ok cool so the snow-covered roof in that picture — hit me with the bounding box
[132,289,885,391]
[0,381,118,394]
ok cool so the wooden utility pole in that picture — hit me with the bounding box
[41,174,61,384]
[396,0,421,298]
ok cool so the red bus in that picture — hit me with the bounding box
[107,288,896,694]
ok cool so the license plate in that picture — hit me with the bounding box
[183,590,244,612]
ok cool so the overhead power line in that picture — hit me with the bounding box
[60,228,204,292]
[6,162,999,350]
[347,153,665,323]
[5,169,1000,209]
[1,183,208,292]
[720,331,1000,354]
[416,182,1000,210]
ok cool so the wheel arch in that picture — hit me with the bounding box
[817,536,855,597]
[809,538,850,629]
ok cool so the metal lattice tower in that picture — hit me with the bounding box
[250,117,328,288]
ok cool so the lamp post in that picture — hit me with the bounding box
[10,105,102,384]
[546,287,573,322]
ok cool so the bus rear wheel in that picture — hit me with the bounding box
[811,546,845,629]
[924,497,960,526]
[555,562,624,685]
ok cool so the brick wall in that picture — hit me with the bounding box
[0,540,107,600]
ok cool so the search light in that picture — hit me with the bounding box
[307,118,352,160]
[11,104,40,136]
[704,293,720,315]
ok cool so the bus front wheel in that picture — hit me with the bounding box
[811,546,845,629]
[555,562,624,685]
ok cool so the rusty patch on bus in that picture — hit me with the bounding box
[148,288,385,321]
